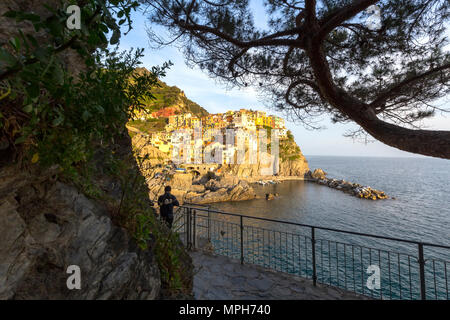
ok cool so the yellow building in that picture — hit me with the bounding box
[191,117,201,128]
[255,117,263,126]
[263,116,273,128]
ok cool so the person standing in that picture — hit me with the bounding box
[157,186,179,228]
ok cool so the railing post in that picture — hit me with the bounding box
[183,207,187,246]
[186,207,191,249]
[207,206,211,241]
[240,216,244,265]
[418,243,426,300]
[311,227,317,286]
[193,209,197,249]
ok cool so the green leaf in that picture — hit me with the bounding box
[23,13,40,22]
[95,105,105,114]
[47,16,63,37]
[23,104,33,113]
[9,37,21,51]
[99,23,109,33]
[14,135,26,144]
[82,110,91,121]
[110,29,120,45]
[3,11,19,18]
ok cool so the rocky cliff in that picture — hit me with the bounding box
[221,131,310,179]
[0,165,161,299]
[278,133,310,177]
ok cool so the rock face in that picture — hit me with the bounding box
[0,165,161,299]
[186,178,257,204]
[278,156,309,177]
[221,135,310,179]
[220,150,309,179]
[278,134,310,177]
[146,171,257,204]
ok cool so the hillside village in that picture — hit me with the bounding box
[136,108,289,164]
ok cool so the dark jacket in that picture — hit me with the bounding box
[158,193,179,217]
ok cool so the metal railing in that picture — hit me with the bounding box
[174,204,450,300]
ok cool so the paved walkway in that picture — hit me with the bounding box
[190,251,368,300]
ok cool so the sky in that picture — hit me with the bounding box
[117,3,449,158]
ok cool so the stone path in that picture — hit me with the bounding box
[190,251,368,300]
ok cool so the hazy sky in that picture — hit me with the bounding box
[118,3,449,158]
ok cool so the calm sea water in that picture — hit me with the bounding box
[213,156,450,248]
[201,156,450,299]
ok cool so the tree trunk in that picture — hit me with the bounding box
[306,36,450,159]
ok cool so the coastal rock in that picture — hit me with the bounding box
[309,169,389,200]
[189,184,206,193]
[278,155,309,177]
[220,136,310,179]
[186,178,256,204]
[0,165,161,300]
[265,193,279,200]
[204,179,221,192]
[311,168,327,180]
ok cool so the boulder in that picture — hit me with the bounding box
[266,193,275,200]
[311,168,327,180]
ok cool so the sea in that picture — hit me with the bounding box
[197,156,450,299]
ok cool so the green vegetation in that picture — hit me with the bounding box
[280,130,302,161]
[0,1,162,170]
[128,118,166,134]
[135,73,208,117]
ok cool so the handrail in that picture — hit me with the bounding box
[180,204,450,250]
[178,205,450,300]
